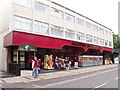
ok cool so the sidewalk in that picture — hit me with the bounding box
[0,64,118,84]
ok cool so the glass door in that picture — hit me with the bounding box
[20,51,25,69]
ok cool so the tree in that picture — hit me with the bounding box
[113,34,120,58]
[113,34,120,50]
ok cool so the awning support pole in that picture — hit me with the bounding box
[34,51,36,57]
[17,51,19,64]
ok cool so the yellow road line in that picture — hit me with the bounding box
[43,66,117,80]
[32,84,42,88]
[24,79,40,83]
[24,66,117,83]
[40,68,118,88]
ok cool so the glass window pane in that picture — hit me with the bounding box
[14,16,32,31]
[76,32,85,41]
[76,18,84,25]
[35,2,48,13]
[65,13,74,23]
[51,8,63,19]
[34,21,49,35]
[15,0,32,8]
[65,29,75,39]
[86,34,92,43]
[51,25,63,37]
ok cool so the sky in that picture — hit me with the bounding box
[52,0,119,34]
[0,0,119,34]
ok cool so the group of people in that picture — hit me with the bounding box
[31,56,77,78]
[54,57,72,71]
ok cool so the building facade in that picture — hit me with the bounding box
[0,0,113,71]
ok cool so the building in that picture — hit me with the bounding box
[118,2,120,63]
[0,0,113,72]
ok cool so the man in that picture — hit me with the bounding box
[58,58,62,70]
[32,56,39,78]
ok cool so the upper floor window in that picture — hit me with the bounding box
[65,29,75,39]
[100,38,104,45]
[76,32,85,41]
[101,28,104,34]
[104,30,108,35]
[93,24,98,31]
[14,16,32,31]
[85,21,92,29]
[86,34,93,43]
[34,20,49,35]
[98,27,102,33]
[51,7,63,19]
[105,40,108,46]
[65,13,75,23]
[51,25,64,37]
[109,31,112,36]
[109,41,112,47]
[76,18,84,26]
[15,0,32,8]
[94,36,99,44]
[35,2,49,13]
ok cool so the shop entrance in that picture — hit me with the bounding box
[9,43,37,76]
[17,43,37,70]
[20,51,34,70]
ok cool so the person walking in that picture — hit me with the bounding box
[32,56,39,78]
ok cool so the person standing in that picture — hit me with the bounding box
[65,57,70,70]
[32,57,35,77]
[58,58,62,71]
[32,56,39,78]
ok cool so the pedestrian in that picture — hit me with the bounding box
[69,59,72,69]
[38,59,41,74]
[32,57,35,77]
[32,56,39,78]
[65,57,70,70]
[58,58,62,71]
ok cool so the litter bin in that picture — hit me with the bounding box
[9,63,21,76]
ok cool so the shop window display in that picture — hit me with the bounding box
[105,58,113,65]
[44,55,54,69]
[78,56,103,67]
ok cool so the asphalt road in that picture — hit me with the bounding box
[1,66,119,89]
[46,68,118,88]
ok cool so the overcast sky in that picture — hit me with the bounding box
[0,0,119,34]
[52,0,119,34]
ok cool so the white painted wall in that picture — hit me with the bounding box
[12,0,113,48]
[0,0,12,71]
[0,31,9,71]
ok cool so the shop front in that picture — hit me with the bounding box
[4,31,113,75]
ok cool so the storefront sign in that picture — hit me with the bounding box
[87,45,103,49]
[18,43,37,52]
[72,42,86,47]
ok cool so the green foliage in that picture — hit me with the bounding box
[113,34,120,50]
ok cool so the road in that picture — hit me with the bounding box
[1,65,119,89]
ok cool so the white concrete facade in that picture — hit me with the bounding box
[0,0,113,71]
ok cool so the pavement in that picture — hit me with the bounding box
[0,64,118,84]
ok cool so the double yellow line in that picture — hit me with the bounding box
[40,68,118,88]
[24,67,118,88]
[24,66,117,83]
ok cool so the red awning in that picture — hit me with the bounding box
[4,30,112,54]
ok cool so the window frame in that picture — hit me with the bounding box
[34,20,49,35]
